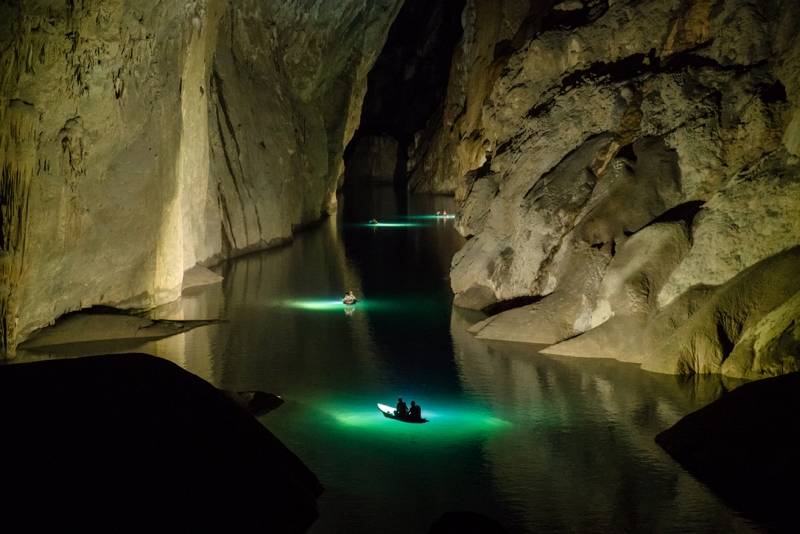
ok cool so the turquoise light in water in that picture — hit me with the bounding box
[278,298,429,314]
[402,215,455,220]
[324,401,512,439]
[356,222,426,228]
[280,299,352,311]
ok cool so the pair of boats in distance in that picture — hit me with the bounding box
[367,212,455,225]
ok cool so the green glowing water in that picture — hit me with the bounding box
[355,221,427,228]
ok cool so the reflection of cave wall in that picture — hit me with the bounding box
[412,0,800,378]
[450,307,751,531]
[344,0,466,189]
[0,0,402,352]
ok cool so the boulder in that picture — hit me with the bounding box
[658,154,800,308]
[655,371,800,528]
[222,390,286,416]
[0,353,322,532]
[722,290,800,379]
[642,246,800,375]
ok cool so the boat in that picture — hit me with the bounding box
[343,297,357,305]
[377,403,429,423]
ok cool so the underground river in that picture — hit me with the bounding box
[17,186,759,533]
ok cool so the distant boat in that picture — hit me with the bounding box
[377,403,428,423]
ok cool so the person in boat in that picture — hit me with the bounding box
[343,291,357,304]
[369,218,378,225]
[408,400,422,421]
[395,397,408,418]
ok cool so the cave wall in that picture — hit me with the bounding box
[418,0,800,378]
[0,0,401,352]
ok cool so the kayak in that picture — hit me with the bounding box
[377,403,429,423]
[343,298,357,305]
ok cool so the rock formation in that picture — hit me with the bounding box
[3,0,798,380]
[655,370,800,528]
[0,0,402,352]
[0,352,322,532]
[410,0,800,378]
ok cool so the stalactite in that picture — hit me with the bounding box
[0,100,39,353]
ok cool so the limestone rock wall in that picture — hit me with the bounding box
[0,0,400,352]
[426,0,800,378]
[206,0,402,262]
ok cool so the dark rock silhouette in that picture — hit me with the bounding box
[0,353,322,532]
[222,389,285,416]
[429,511,507,534]
[656,372,800,531]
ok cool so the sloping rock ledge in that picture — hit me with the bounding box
[17,310,219,350]
[655,371,800,531]
[0,353,322,532]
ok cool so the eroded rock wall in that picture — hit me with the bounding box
[0,0,400,352]
[207,0,402,262]
[423,0,800,378]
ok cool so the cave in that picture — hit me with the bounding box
[1,0,799,532]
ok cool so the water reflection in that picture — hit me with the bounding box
[10,187,760,533]
[450,309,754,533]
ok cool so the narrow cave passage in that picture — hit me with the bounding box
[343,0,466,192]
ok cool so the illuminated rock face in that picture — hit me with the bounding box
[425,0,800,377]
[0,0,401,351]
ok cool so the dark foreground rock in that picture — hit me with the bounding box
[222,390,285,416]
[428,511,507,534]
[0,353,322,533]
[655,372,800,531]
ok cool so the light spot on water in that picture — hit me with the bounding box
[354,222,426,228]
[402,215,455,220]
[321,401,512,441]
[279,299,348,311]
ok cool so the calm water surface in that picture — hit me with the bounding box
[21,187,761,533]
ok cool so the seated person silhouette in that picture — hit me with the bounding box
[408,400,422,421]
[395,397,408,418]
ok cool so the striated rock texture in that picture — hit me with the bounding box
[416,0,800,378]
[0,0,401,352]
